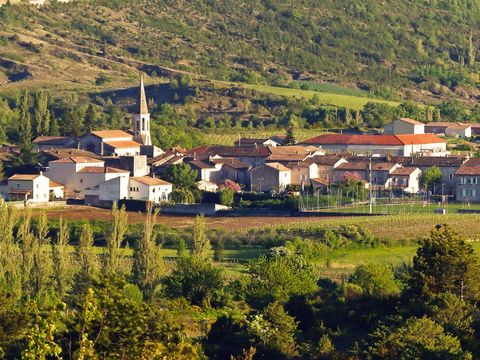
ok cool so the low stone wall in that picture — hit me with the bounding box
[160,203,230,216]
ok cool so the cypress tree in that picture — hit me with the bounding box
[34,91,50,136]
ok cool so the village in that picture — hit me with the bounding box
[1,77,480,215]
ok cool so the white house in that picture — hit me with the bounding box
[389,167,422,193]
[77,130,141,156]
[129,176,172,203]
[286,162,319,185]
[445,124,472,138]
[46,156,130,198]
[250,162,291,192]
[4,173,50,203]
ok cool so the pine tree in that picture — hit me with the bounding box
[104,202,128,275]
[52,218,70,298]
[191,214,210,259]
[34,91,50,136]
[132,202,164,299]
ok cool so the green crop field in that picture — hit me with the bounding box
[214,81,401,111]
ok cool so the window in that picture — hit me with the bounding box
[80,179,83,184]
[462,189,467,197]
[449,173,453,180]
[473,189,477,198]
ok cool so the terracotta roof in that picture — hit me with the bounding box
[8,174,40,181]
[40,149,101,161]
[336,162,368,171]
[303,133,445,146]
[131,176,171,186]
[212,158,250,169]
[33,136,74,145]
[188,160,217,169]
[265,162,290,171]
[91,130,133,139]
[392,156,467,167]
[186,146,270,158]
[286,161,315,169]
[78,166,129,174]
[425,122,459,127]
[372,163,398,171]
[267,154,310,161]
[391,167,419,176]
[462,158,480,167]
[445,123,471,130]
[50,156,104,164]
[455,166,480,176]
[309,155,345,166]
[49,179,64,188]
[103,139,141,149]
[397,118,424,125]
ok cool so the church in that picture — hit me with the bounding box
[77,76,163,158]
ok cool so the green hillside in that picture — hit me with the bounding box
[1,0,480,104]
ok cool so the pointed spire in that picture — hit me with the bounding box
[139,74,149,115]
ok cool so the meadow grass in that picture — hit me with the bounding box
[202,128,323,145]
[214,81,400,110]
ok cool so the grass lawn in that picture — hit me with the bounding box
[202,128,323,145]
[214,81,401,111]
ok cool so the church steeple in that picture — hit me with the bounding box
[139,75,149,115]
[133,74,152,146]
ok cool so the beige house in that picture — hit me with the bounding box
[455,161,480,203]
[77,130,142,156]
[286,162,319,185]
[250,162,291,192]
[384,118,425,135]
[311,155,348,184]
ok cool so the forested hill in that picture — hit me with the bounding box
[1,0,480,103]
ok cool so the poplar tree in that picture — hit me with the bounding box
[17,90,35,165]
[132,202,164,299]
[19,208,35,298]
[34,91,50,136]
[74,223,99,293]
[191,214,210,259]
[0,202,20,300]
[104,203,128,275]
[52,218,70,298]
[32,212,52,297]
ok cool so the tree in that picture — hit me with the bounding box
[248,302,298,359]
[350,263,401,298]
[0,160,4,180]
[48,112,60,136]
[219,187,234,206]
[52,217,70,298]
[19,208,35,298]
[191,214,210,259]
[33,91,50,136]
[285,120,296,145]
[420,166,442,193]
[74,223,99,293]
[16,90,35,165]
[408,225,480,301]
[369,317,469,359]
[104,203,128,276]
[84,104,98,131]
[164,163,197,192]
[32,212,52,297]
[131,202,164,299]
[246,254,317,309]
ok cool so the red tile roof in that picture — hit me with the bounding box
[303,134,445,146]
[103,139,141,149]
[391,167,419,176]
[51,156,104,164]
[455,166,480,176]
[9,174,40,181]
[398,118,424,125]
[131,176,172,186]
[91,130,133,139]
[78,166,129,174]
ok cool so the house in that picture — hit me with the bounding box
[250,162,291,192]
[301,133,447,156]
[310,155,348,184]
[33,136,76,151]
[104,155,149,177]
[187,160,223,182]
[455,161,480,203]
[389,167,422,193]
[445,124,472,138]
[46,157,129,198]
[3,173,50,203]
[129,176,172,203]
[333,162,369,183]
[265,146,324,163]
[286,162,319,185]
[49,180,65,199]
[211,158,251,186]
[425,122,472,138]
[370,163,402,190]
[384,118,425,135]
[234,136,283,147]
[186,146,271,167]
[392,156,468,196]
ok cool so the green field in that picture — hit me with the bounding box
[202,128,323,145]
[214,81,401,111]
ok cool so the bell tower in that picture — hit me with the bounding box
[133,75,152,146]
